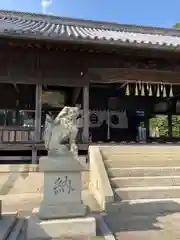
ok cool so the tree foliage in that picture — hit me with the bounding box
[172,116,180,137]
[173,23,180,28]
[149,115,180,137]
[149,115,168,137]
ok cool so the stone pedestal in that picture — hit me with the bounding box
[27,152,96,239]
[38,152,87,220]
[27,208,96,240]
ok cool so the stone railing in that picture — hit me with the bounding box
[88,145,114,210]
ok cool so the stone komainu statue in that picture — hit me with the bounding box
[44,106,80,160]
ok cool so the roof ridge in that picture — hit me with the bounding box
[1,9,180,37]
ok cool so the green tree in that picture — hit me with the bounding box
[149,115,180,138]
[172,116,180,137]
[149,115,168,137]
[173,23,180,28]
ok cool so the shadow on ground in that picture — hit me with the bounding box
[0,164,29,195]
[104,200,180,233]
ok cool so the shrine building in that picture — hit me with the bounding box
[0,10,180,162]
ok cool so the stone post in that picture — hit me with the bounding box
[38,152,86,220]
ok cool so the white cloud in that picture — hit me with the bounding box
[41,0,53,14]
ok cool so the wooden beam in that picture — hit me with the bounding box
[1,45,180,86]
[88,68,180,85]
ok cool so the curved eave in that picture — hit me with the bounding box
[0,29,180,52]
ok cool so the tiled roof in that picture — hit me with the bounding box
[0,10,180,49]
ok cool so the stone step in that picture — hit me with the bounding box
[106,198,180,214]
[103,154,180,161]
[101,146,180,153]
[114,186,180,200]
[102,148,180,159]
[104,155,180,161]
[110,176,180,188]
[107,167,180,178]
[105,159,180,168]
[102,146,180,152]
[102,152,180,160]
[103,150,180,155]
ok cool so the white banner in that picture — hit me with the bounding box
[78,110,128,129]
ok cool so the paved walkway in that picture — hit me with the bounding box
[2,193,180,239]
[1,192,104,239]
[1,193,41,216]
[1,190,101,216]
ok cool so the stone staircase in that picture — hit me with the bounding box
[100,145,180,214]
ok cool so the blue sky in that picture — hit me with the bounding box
[0,0,179,28]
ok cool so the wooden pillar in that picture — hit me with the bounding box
[82,86,89,143]
[32,84,42,164]
[35,84,42,141]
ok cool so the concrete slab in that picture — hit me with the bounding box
[107,166,180,178]
[110,176,180,188]
[114,186,180,200]
[0,212,17,240]
[107,198,180,215]
[27,208,96,239]
[105,159,180,167]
